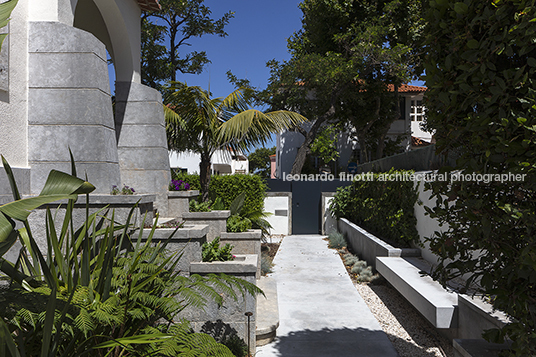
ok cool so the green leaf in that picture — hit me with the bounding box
[454,2,468,14]
[527,57,536,67]
[467,39,479,49]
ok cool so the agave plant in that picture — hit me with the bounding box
[0,155,262,356]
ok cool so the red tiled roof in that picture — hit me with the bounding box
[138,0,161,12]
[296,81,427,92]
[388,84,427,93]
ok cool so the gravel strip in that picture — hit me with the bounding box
[355,281,453,357]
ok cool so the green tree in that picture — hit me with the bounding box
[0,0,17,49]
[248,146,275,178]
[310,125,339,167]
[141,0,234,91]
[231,0,424,174]
[165,82,307,201]
[423,1,536,355]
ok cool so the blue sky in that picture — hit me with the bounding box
[175,0,304,101]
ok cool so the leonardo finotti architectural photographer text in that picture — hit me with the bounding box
[282,172,527,183]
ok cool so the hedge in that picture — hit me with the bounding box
[171,171,266,214]
[329,169,419,247]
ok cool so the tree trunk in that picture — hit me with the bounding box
[290,105,336,175]
[199,152,211,202]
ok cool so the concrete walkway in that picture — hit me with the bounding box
[256,235,399,357]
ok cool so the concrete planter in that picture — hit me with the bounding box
[29,194,155,251]
[182,210,231,242]
[139,224,208,274]
[188,254,259,355]
[220,229,262,278]
[167,190,199,219]
[338,218,402,269]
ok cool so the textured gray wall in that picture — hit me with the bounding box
[115,81,171,216]
[27,22,121,194]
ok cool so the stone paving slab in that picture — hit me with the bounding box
[256,235,399,357]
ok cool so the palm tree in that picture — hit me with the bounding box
[164,82,308,201]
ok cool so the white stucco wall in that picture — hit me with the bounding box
[0,0,29,167]
[169,150,249,175]
[264,193,291,236]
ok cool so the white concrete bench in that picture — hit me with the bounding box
[376,256,458,329]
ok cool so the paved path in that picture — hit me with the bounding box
[256,235,399,357]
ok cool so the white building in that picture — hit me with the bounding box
[169,149,249,175]
[275,84,431,177]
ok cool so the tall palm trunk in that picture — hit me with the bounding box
[199,152,212,202]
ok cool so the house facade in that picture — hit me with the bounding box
[275,84,430,178]
[169,150,249,175]
[0,0,171,213]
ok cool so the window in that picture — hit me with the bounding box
[410,100,424,122]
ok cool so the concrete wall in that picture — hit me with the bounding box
[264,192,291,236]
[27,21,122,194]
[0,0,29,167]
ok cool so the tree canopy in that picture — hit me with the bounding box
[423,0,536,355]
[248,147,276,178]
[232,0,424,174]
[141,0,234,91]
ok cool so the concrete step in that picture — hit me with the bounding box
[376,256,458,329]
[255,277,279,346]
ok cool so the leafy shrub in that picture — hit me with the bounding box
[330,169,419,247]
[172,172,266,215]
[202,237,235,262]
[190,199,212,212]
[327,231,346,249]
[227,214,252,233]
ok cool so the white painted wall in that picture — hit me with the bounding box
[0,0,29,167]
[169,150,249,175]
[264,193,291,235]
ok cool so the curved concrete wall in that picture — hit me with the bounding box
[115,81,170,216]
[27,22,121,193]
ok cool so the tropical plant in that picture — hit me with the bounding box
[164,82,308,201]
[189,199,212,212]
[227,192,272,238]
[0,155,262,356]
[202,237,234,262]
[226,215,252,233]
[0,0,17,49]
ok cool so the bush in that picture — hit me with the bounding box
[327,231,346,249]
[227,214,252,233]
[189,199,212,212]
[172,172,267,215]
[329,169,419,247]
[202,237,235,262]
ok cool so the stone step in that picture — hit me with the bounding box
[255,277,279,346]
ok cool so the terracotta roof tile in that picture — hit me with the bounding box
[388,83,427,93]
[138,0,161,12]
